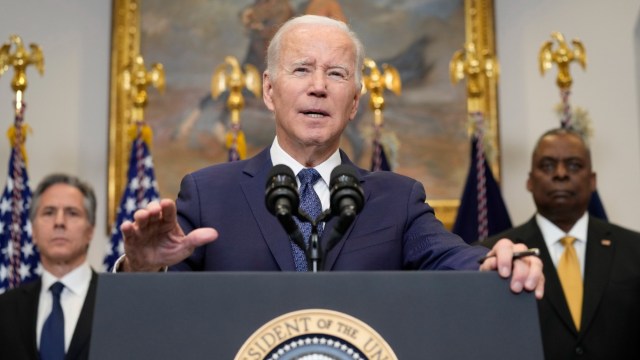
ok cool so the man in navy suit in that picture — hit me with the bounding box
[483,128,640,359]
[117,15,544,298]
[0,174,98,360]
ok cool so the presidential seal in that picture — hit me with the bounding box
[235,309,398,360]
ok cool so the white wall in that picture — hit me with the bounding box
[0,0,111,269]
[0,1,638,272]
[496,0,640,231]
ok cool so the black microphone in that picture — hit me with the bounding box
[329,164,364,222]
[324,165,365,257]
[265,165,305,249]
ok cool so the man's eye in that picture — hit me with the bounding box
[328,70,347,79]
[293,67,309,75]
[567,162,583,171]
[66,208,84,217]
[539,162,555,172]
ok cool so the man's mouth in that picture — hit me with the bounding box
[549,190,573,198]
[302,109,329,118]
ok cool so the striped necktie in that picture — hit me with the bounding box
[557,236,583,330]
[291,168,323,271]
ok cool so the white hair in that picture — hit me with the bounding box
[266,15,365,88]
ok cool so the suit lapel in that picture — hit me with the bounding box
[241,148,296,270]
[518,218,578,333]
[579,217,615,337]
[322,152,366,270]
[66,271,98,360]
[18,279,41,359]
[241,149,367,271]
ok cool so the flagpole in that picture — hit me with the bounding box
[0,35,44,292]
[538,31,586,130]
[361,58,401,172]
[211,56,261,162]
[103,54,163,271]
[8,91,26,288]
[450,41,511,243]
[538,32,607,220]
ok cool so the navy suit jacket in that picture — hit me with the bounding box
[0,271,97,360]
[170,148,487,271]
[484,216,640,360]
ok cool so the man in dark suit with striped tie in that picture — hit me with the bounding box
[483,128,640,360]
[115,15,544,299]
[0,174,98,360]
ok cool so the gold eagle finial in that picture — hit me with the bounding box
[539,31,586,89]
[450,42,499,100]
[362,58,401,126]
[211,56,261,125]
[0,35,44,93]
[122,54,165,122]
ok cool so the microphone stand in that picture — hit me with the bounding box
[296,209,332,272]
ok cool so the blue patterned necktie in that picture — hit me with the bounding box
[292,168,323,271]
[40,281,65,360]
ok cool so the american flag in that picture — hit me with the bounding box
[103,124,159,271]
[0,114,41,294]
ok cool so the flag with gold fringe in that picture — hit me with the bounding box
[370,123,399,172]
[453,114,512,243]
[226,123,246,162]
[0,107,40,294]
[371,140,391,171]
[103,123,160,271]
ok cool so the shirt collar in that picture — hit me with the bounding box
[270,136,341,185]
[536,211,589,247]
[41,261,92,296]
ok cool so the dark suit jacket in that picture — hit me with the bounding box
[170,148,487,271]
[484,216,640,360]
[0,271,98,360]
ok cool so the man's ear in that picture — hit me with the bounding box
[348,88,361,120]
[263,72,275,112]
[526,173,533,193]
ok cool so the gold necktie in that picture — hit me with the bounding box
[557,236,583,330]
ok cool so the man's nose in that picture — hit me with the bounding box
[554,163,569,178]
[308,72,327,97]
[54,210,65,227]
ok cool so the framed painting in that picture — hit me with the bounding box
[108,0,499,231]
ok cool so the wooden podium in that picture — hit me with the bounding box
[89,271,543,359]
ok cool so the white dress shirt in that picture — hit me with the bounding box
[536,212,589,276]
[270,136,341,211]
[37,261,92,352]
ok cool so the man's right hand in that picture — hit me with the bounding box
[119,199,218,272]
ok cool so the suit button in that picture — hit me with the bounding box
[575,346,584,355]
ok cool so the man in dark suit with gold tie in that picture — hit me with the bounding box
[483,127,640,359]
[0,174,98,360]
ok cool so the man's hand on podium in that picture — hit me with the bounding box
[479,238,545,300]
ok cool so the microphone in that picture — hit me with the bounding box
[329,164,364,222]
[265,164,305,249]
[265,164,299,217]
[324,165,365,256]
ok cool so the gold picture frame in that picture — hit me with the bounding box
[107,0,499,231]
